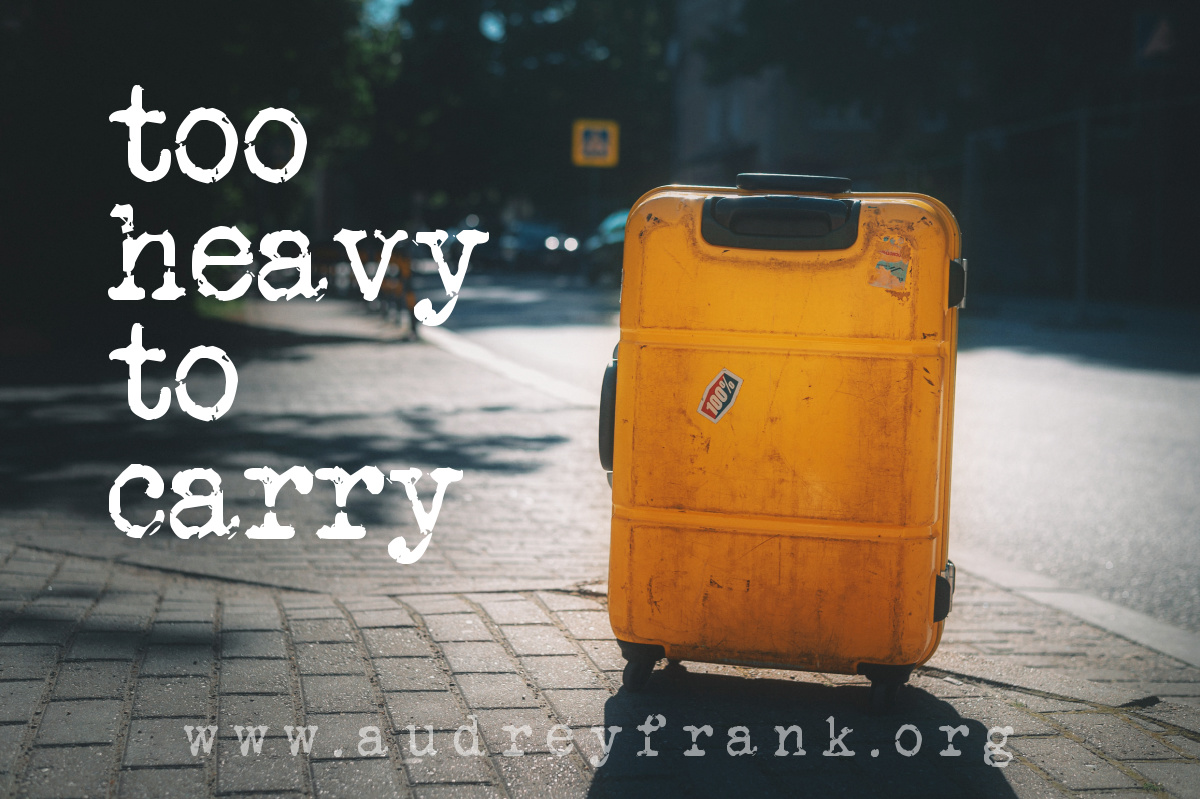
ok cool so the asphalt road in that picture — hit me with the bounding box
[446,271,1200,634]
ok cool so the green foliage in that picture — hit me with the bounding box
[705,0,1199,160]
[348,0,675,230]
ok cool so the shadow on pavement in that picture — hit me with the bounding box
[587,666,1016,799]
[0,311,396,388]
[0,392,566,524]
[958,296,1200,375]
[442,273,621,331]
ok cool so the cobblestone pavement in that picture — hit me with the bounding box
[1,296,1198,797]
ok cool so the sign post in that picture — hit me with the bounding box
[572,119,620,168]
[572,119,619,228]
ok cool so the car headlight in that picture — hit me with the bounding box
[545,236,560,250]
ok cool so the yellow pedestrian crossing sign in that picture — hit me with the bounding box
[572,119,619,168]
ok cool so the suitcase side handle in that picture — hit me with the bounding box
[598,345,618,472]
[701,195,861,251]
[736,173,851,193]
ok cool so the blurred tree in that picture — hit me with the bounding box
[348,0,675,231]
[704,0,1199,162]
[0,0,391,358]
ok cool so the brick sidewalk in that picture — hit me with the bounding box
[1,298,1198,797]
[0,542,1198,798]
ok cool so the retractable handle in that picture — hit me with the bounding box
[702,173,860,251]
[736,173,852,194]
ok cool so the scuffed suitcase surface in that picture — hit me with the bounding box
[608,180,961,676]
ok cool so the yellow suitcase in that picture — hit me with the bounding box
[598,173,965,706]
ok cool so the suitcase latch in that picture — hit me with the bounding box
[934,560,955,622]
[948,259,967,309]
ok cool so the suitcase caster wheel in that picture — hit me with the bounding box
[616,640,665,693]
[623,657,655,692]
[868,681,899,714]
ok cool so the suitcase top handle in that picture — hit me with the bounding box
[702,195,862,251]
[736,173,851,194]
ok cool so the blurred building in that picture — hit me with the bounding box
[670,0,1200,306]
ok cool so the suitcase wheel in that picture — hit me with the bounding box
[616,640,665,693]
[868,681,900,714]
[623,658,655,692]
[858,663,913,714]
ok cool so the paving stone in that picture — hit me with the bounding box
[339,597,401,611]
[0,645,58,680]
[312,758,406,798]
[1011,735,1137,790]
[999,691,1090,713]
[947,697,1056,736]
[1048,711,1179,760]
[479,601,551,625]
[401,595,473,615]
[80,615,150,633]
[150,622,215,645]
[124,717,209,766]
[284,607,344,621]
[520,657,605,690]
[500,626,576,657]
[140,646,212,677]
[400,731,494,783]
[374,658,452,692]
[425,614,494,643]
[0,723,25,773]
[472,709,559,755]
[386,692,469,732]
[23,599,91,623]
[67,632,142,661]
[296,643,365,675]
[0,621,72,645]
[289,619,355,643]
[495,752,588,798]
[580,641,624,672]
[554,611,613,641]
[1134,762,1200,799]
[37,699,124,745]
[536,593,603,612]
[909,672,988,699]
[1141,702,1200,735]
[215,746,305,793]
[23,745,114,799]
[301,674,376,714]
[414,785,504,799]
[568,725,611,770]
[117,766,208,799]
[0,679,44,723]
[362,629,435,658]
[132,677,210,718]
[220,613,283,632]
[53,660,133,699]
[281,598,336,610]
[221,631,287,659]
[303,713,387,759]
[220,658,292,694]
[218,695,297,737]
[1075,792,1173,799]
[441,643,517,674]
[349,609,415,628]
[542,689,610,727]
[1167,734,1200,758]
[456,673,540,709]
[155,607,215,624]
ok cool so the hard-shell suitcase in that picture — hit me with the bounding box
[599,173,965,706]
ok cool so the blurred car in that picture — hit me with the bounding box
[583,208,629,286]
[497,219,578,271]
